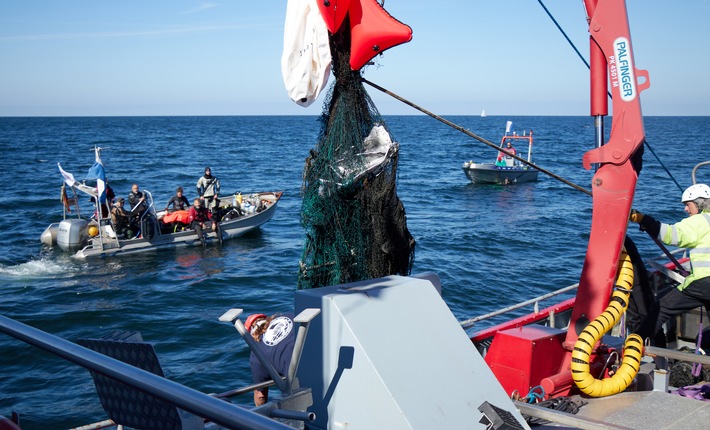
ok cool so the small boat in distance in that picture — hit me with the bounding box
[480,108,487,117]
[40,147,282,258]
[462,120,539,184]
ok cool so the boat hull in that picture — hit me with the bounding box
[462,163,539,184]
[73,192,283,258]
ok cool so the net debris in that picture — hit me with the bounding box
[298,21,415,289]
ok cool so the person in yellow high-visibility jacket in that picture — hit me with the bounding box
[632,183,710,344]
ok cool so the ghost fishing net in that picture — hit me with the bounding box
[298,26,415,290]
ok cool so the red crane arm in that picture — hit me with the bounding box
[564,0,650,350]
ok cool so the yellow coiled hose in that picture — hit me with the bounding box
[570,250,644,397]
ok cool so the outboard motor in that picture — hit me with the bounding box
[56,219,89,251]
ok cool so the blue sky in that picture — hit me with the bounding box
[0,1,707,116]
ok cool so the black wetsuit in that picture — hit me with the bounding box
[165,194,190,212]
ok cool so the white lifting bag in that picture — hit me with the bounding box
[281,0,332,107]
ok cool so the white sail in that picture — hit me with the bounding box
[480,109,487,117]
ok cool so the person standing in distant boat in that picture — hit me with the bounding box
[165,186,190,212]
[496,140,517,167]
[188,198,221,246]
[245,312,296,406]
[196,167,220,211]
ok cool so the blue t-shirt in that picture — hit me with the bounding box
[250,313,296,384]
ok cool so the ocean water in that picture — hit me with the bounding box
[0,115,709,428]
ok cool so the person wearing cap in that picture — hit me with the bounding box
[245,312,296,406]
[110,198,134,239]
[188,198,221,246]
[196,167,221,211]
[632,183,710,345]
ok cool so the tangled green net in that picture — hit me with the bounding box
[298,26,415,290]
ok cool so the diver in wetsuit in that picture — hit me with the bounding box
[196,167,220,211]
[165,186,190,212]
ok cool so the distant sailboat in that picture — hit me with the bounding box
[480,109,487,117]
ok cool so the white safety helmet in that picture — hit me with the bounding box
[681,184,710,203]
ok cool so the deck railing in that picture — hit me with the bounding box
[460,284,579,330]
[0,314,294,430]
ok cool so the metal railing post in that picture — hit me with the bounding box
[0,314,291,430]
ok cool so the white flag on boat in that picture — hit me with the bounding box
[57,163,76,187]
[506,121,513,134]
[95,146,103,166]
[86,159,107,204]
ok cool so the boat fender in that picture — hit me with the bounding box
[88,225,99,237]
[40,224,59,247]
[570,250,644,397]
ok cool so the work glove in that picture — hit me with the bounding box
[629,209,644,224]
[632,210,661,238]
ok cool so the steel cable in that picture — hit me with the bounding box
[536,0,683,191]
[362,78,592,196]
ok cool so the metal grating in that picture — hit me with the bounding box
[77,333,182,430]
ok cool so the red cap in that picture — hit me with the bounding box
[245,313,267,333]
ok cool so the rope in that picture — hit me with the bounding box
[536,0,684,192]
[362,76,696,269]
[362,78,592,196]
[522,395,587,426]
[643,139,684,192]
[363,77,693,269]
[692,311,704,377]
[524,385,545,403]
[536,0,592,74]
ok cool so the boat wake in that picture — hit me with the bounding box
[0,257,77,279]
